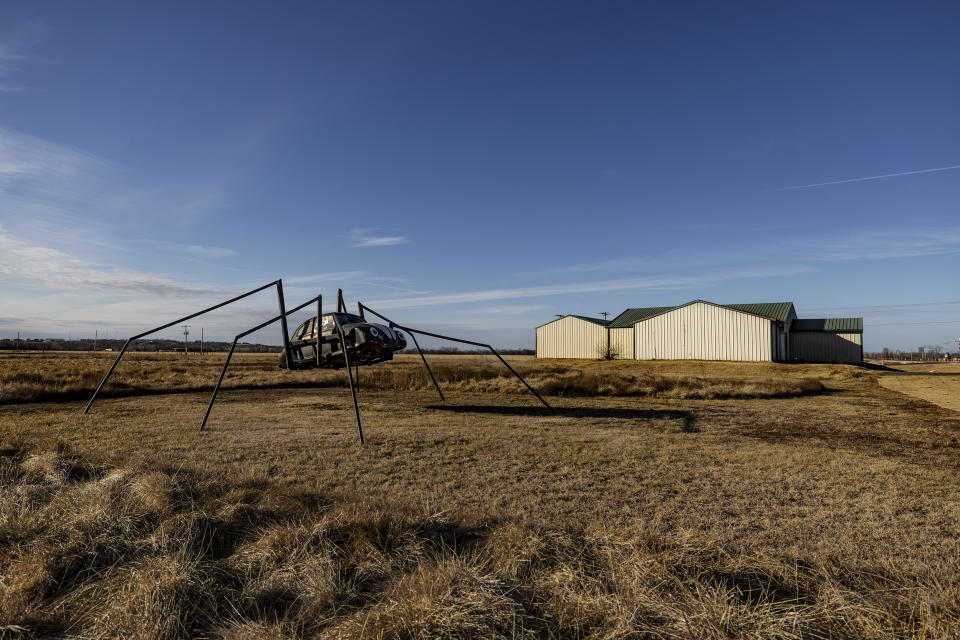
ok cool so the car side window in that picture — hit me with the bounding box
[292,323,306,340]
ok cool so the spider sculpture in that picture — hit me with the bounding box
[82,280,550,442]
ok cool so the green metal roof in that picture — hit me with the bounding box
[569,315,609,326]
[608,306,677,328]
[535,314,609,329]
[608,301,795,327]
[791,317,863,332]
[722,302,796,322]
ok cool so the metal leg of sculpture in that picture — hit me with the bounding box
[82,338,132,414]
[276,280,294,375]
[200,296,319,431]
[408,330,444,401]
[358,303,550,408]
[83,280,288,414]
[333,315,364,443]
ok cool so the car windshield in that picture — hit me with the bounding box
[320,313,364,332]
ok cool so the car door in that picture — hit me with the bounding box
[293,318,317,362]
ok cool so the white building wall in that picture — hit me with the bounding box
[609,327,634,359]
[535,316,608,359]
[634,302,775,361]
[790,332,862,363]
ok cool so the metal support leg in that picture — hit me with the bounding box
[277,280,294,373]
[201,338,237,430]
[334,316,363,443]
[199,296,320,431]
[359,303,550,409]
[82,338,131,414]
[83,280,283,414]
[409,330,444,401]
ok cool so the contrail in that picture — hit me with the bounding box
[767,164,960,192]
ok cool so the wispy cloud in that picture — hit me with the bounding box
[767,164,960,192]
[348,228,408,248]
[0,126,99,187]
[789,229,960,262]
[366,266,810,310]
[471,304,550,315]
[537,228,960,281]
[285,271,428,295]
[0,225,229,298]
[0,126,230,242]
[0,21,50,92]
[132,239,237,259]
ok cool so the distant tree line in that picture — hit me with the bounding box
[403,347,535,355]
[0,338,279,353]
[865,347,959,361]
[0,338,534,356]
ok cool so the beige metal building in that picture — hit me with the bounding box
[534,315,608,359]
[789,318,863,363]
[535,299,862,363]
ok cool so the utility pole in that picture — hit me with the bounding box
[600,312,609,321]
[182,325,191,354]
[201,327,204,355]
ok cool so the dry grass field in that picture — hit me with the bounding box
[1,352,959,638]
[876,362,960,413]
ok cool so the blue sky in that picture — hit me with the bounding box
[1,2,958,351]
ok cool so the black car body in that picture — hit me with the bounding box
[279,312,406,369]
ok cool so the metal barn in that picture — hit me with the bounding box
[606,307,676,360]
[535,315,608,359]
[632,301,794,362]
[535,300,863,363]
[789,318,863,363]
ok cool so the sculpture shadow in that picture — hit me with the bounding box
[427,404,693,421]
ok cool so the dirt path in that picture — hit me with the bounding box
[878,364,960,412]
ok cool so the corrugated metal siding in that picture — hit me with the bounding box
[535,316,608,358]
[609,327,634,359]
[634,302,775,361]
[790,331,862,363]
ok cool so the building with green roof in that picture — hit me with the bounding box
[535,299,862,363]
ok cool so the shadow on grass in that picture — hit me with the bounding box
[427,403,693,422]
[881,371,960,376]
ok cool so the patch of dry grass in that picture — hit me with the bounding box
[2,442,957,639]
[0,352,828,404]
[2,353,959,637]
[535,371,824,399]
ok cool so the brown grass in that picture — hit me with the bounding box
[2,442,958,638]
[1,353,959,637]
[0,352,824,404]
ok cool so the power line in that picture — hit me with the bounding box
[805,300,960,313]
[866,319,960,326]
